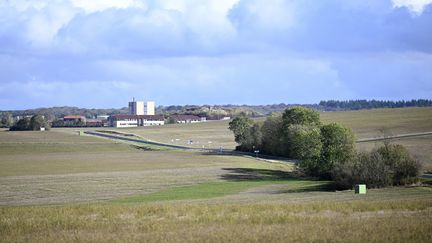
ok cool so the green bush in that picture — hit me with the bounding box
[332,143,421,189]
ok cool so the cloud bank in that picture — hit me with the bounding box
[0,0,431,109]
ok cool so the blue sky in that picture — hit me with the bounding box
[0,0,431,109]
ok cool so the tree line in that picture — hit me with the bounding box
[319,99,432,111]
[229,107,421,189]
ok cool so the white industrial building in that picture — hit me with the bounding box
[129,100,155,115]
[109,99,162,128]
[108,114,165,128]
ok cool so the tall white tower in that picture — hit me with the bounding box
[144,101,155,115]
[129,100,144,115]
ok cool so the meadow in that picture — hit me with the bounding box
[1,107,431,242]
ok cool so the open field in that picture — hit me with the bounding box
[1,107,432,242]
[0,129,282,205]
[320,107,432,139]
[88,107,432,165]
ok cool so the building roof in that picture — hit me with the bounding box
[63,115,85,119]
[170,114,202,121]
[109,114,165,121]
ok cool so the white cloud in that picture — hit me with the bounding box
[392,0,432,14]
[70,0,147,13]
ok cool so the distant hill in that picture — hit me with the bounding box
[1,99,431,120]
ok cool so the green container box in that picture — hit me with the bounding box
[355,184,367,194]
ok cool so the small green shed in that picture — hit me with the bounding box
[355,184,367,194]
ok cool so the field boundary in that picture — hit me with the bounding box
[356,131,432,143]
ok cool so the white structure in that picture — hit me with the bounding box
[108,115,165,128]
[144,101,155,115]
[129,100,145,115]
[129,100,155,115]
[96,115,109,121]
[170,115,205,123]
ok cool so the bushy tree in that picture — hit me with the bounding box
[10,117,31,131]
[282,106,321,127]
[249,123,262,151]
[376,144,421,185]
[319,123,356,178]
[229,115,254,151]
[0,113,14,127]
[281,107,322,158]
[30,115,46,130]
[287,125,323,175]
[260,114,284,155]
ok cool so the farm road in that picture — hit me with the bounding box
[356,131,432,143]
[84,131,292,162]
[86,130,432,149]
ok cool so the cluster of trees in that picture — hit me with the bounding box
[3,106,129,120]
[229,107,421,189]
[319,99,432,111]
[9,115,51,131]
[161,105,261,119]
[0,113,14,128]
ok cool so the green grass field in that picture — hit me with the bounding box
[1,107,431,242]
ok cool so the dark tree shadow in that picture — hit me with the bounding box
[220,167,300,181]
[220,167,336,193]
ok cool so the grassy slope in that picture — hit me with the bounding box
[320,107,432,168]
[0,129,257,177]
[320,107,432,139]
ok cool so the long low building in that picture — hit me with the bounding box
[169,114,206,123]
[108,114,165,128]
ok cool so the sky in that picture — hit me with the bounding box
[0,0,431,109]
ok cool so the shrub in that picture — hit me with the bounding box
[9,117,31,131]
[332,143,421,189]
[376,144,421,185]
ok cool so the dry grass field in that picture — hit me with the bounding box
[1,107,431,242]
